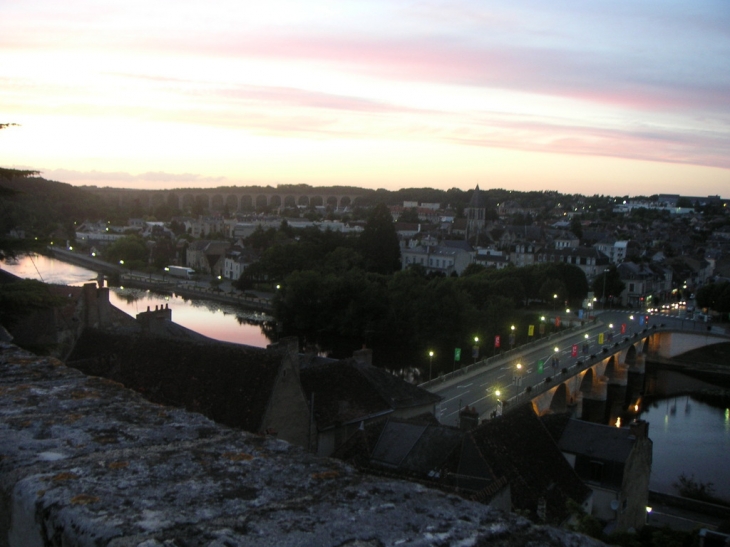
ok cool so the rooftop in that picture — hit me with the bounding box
[0,342,605,546]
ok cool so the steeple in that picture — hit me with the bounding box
[465,185,486,245]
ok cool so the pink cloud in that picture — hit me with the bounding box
[153,31,729,115]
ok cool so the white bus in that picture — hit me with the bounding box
[165,265,195,279]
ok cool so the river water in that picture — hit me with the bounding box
[639,395,730,501]
[3,254,729,501]
[0,254,271,348]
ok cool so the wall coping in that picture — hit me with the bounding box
[0,342,604,547]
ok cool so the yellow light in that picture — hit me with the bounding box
[495,390,501,397]
[516,363,522,370]
[615,417,622,427]
[634,404,639,412]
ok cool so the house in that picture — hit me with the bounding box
[554,232,580,250]
[299,351,441,457]
[617,261,673,308]
[334,412,512,511]
[223,247,259,281]
[186,240,231,276]
[537,247,610,281]
[335,405,592,526]
[401,243,473,275]
[594,240,640,264]
[465,185,487,244]
[542,416,652,533]
[473,248,510,270]
[470,406,593,525]
[508,242,539,268]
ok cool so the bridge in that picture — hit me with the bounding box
[87,188,363,212]
[423,311,730,427]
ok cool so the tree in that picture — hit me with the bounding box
[696,281,730,313]
[359,203,401,274]
[397,207,420,224]
[592,267,625,308]
[569,216,583,239]
[105,235,149,266]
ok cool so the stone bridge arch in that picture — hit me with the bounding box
[182,194,195,211]
[195,194,209,211]
[549,383,569,414]
[167,192,180,210]
[211,194,224,211]
[225,195,238,211]
[603,355,618,380]
[150,193,165,209]
[241,195,253,210]
[624,345,637,366]
[297,195,310,207]
[579,368,595,395]
[284,195,297,208]
[255,195,268,209]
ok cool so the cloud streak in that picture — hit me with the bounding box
[1,0,728,194]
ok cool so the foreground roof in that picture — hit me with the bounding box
[1,342,607,546]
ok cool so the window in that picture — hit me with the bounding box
[589,460,604,482]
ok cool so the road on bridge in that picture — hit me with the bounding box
[428,310,701,426]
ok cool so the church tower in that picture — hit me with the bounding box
[465,185,486,244]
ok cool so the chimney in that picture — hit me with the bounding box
[459,405,480,431]
[353,346,372,367]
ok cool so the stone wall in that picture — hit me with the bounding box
[0,342,604,546]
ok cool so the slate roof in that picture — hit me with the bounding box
[469,406,591,524]
[442,240,474,252]
[66,329,281,433]
[299,359,440,430]
[467,185,486,209]
[370,418,465,477]
[548,418,637,463]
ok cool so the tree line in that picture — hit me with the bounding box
[235,204,590,374]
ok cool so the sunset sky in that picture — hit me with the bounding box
[1,0,729,197]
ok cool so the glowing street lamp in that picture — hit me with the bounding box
[428,350,434,381]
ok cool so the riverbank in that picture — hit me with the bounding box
[48,247,274,312]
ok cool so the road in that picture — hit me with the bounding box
[429,310,713,426]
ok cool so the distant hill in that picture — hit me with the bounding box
[0,169,114,238]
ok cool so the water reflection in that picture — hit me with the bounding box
[640,395,730,502]
[1,254,271,348]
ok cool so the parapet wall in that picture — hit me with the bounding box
[0,342,603,547]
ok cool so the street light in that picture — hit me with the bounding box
[428,350,434,381]
[493,389,502,418]
[515,363,523,386]
[602,268,610,310]
[510,325,516,349]
[553,294,558,311]
[473,336,480,364]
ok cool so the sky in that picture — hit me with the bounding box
[1,0,729,197]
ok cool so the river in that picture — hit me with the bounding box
[0,254,271,348]
[639,393,730,502]
[3,254,729,502]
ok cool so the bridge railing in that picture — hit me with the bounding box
[419,318,600,391]
[498,322,730,414]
